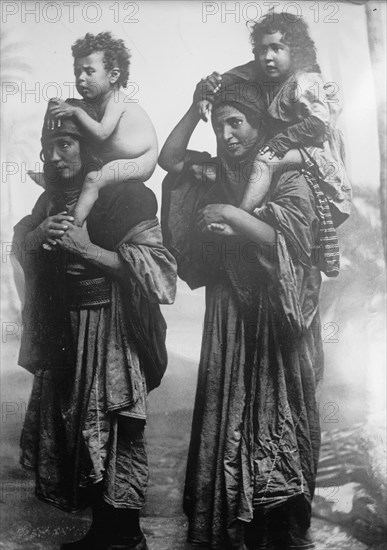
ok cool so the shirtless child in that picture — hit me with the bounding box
[48,31,158,226]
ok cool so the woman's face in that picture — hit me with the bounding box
[45,136,83,181]
[212,105,259,159]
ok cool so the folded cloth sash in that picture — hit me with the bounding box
[66,276,111,308]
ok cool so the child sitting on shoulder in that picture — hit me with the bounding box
[48,31,158,227]
[199,12,351,276]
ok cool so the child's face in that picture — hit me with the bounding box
[257,32,292,81]
[74,51,114,101]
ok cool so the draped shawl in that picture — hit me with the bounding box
[13,180,177,392]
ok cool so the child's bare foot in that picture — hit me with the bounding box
[73,185,99,226]
[208,222,236,236]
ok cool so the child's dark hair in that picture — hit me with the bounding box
[72,31,131,87]
[250,11,320,74]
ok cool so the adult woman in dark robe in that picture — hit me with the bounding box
[160,81,324,549]
[13,99,177,550]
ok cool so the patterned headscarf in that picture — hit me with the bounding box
[40,98,101,206]
[41,98,98,151]
[211,80,268,205]
[211,79,267,146]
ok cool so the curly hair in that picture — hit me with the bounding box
[250,11,320,74]
[71,32,131,87]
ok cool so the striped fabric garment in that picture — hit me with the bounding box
[301,168,340,278]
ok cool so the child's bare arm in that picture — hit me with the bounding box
[74,97,123,142]
[49,97,122,142]
[264,117,326,160]
[240,149,302,212]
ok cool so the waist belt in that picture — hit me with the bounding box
[66,276,111,308]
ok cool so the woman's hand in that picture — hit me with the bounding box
[193,72,222,122]
[189,162,218,185]
[56,222,94,257]
[39,211,74,247]
[57,223,124,277]
[196,204,234,233]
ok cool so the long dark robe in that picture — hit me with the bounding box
[162,153,324,549]
[13,180,177,511]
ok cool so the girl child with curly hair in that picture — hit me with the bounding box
[48,32,158,227]
[200,11,351,277]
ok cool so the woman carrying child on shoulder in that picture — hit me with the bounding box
[199,10,351,278]
[14,99,176,550]
[160,76,325,550]
[48,32,158,227]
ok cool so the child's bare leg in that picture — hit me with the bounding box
[73,171,101,226]
[240,157,272,213]
[240,149,302,213]
[73,159,146,226]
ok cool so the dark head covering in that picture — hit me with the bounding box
[211,79,267,134]
[40,98,101,201]
[41,98,98,150]
[210,80,268,205]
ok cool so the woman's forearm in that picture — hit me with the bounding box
[15,226,46,263]
[79,245,125,280]
[12,226,47,273]
[226,205,276,247]
[158,104,201,173]
[23,226,46,251]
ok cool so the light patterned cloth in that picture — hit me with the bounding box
[225,62,352,228]
[266,70,352,227]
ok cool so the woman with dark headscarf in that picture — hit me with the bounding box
[13,99,177,550]
[160,81,324,549]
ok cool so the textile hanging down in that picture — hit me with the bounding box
[13,179,177,512]
[365,2,387,263]
[162,147,324,548]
